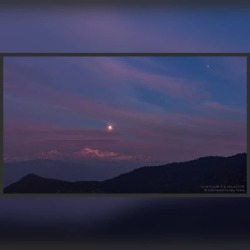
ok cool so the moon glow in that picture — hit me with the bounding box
[107,125,113,131]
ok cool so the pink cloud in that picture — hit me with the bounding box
[5,84,168,132]
[4,108,246,163]
[76,147,117,158]
[74,147,148,161]
[38,149,63,160]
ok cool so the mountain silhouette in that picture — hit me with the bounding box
[4,153,247,193]
[4,173,101,193]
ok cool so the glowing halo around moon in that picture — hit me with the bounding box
[107,124,113,131]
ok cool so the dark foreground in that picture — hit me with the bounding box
[1,198,250,249]
[4,153,247,193]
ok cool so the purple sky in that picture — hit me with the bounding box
[1,5,250,52]
[4,56,246,167]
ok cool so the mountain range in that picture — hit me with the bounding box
[3,153,247,193]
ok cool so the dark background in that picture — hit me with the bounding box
[1,198,250,249]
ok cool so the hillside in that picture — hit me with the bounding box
[4,153,247,193]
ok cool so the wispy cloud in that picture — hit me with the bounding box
[4,56,246,164]
[74,147,148,161]
[201,101,245,115]
[1,6,250,53]
[4,145,150,163]
[38,149,63,160]
[75,57,207,101]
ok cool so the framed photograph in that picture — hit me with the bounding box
[2,54,247,195]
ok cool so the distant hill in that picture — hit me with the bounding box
[4,173,101,193]
[4,153,247,193]
[3,158,139,187]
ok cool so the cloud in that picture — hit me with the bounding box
[74,147,148,161]
[38,149,63,160]
[3,155,30,163]
[201,101,244,114]
[76,57,206,101]
[77,147,117,158]
[1,6,250,53]
[52,8,227,52]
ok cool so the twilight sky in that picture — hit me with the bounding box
[4,56,246,167]
[1,5,250,52]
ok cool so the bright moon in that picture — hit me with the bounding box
[107,125,113,131]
